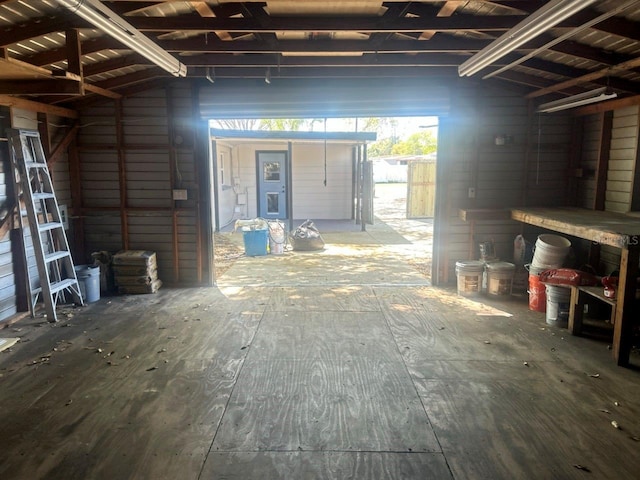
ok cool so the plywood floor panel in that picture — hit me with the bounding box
[266,286,381,312]
[200,451,453,479]
[250,311,399,361]
[420,378,640,479]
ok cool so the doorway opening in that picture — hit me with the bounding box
[208,116,438,282]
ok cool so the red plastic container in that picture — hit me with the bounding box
[528,273,546,312]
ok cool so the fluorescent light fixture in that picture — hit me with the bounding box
[537,87,618,113]
[55,0,187,77]
[458,0,598,77]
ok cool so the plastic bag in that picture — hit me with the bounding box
[290,220,325,251]
[538,268,599,287]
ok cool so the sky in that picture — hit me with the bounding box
[324,116,438,140]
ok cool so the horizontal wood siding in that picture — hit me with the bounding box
[215,142,237,228]
[0,133,17,321]
[526,115,572,207]
[576,113,603,209]
[435,82,572,284]
[605,106,638,213]
[77,81,204,287]
[599,106,640,273]
[292,143,352,220]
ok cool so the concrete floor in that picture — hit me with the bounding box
[1,186,640,479]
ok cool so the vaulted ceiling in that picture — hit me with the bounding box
[1,0,640,108]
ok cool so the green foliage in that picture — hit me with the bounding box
[390,131,437,156]
[368,137,395,157]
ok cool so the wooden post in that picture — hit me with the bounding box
[166,85,180,284]
[115,99,129,250]
[68,136,85,262]
[612,244,639,366]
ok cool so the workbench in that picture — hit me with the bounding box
[511,207,640,366]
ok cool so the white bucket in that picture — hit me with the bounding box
[455,260,485,296]
[532,234,571,269]
[268,221,286,255]
[545,284,571,327]
[485,262,516,296]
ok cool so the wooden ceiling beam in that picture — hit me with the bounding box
[0,79,84,95]
[82,54,150,77]
[0,17,81,48]
[157,37,493,53]
[188,65,456,79]
[0,94,77,118]
[128,14,532,33]
[65,29,84,95]
[183,52,463,67]
[527,55,640,99]
[25,37,123,67]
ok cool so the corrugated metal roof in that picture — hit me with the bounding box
[0,0,638,101]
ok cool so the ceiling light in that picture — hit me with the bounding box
[265,67,271,84]
[458,0,598,77]
[55,0,187,77]
[536,87,618,113]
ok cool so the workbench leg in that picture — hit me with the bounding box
[613,246,639,367]
[568,286,584,335]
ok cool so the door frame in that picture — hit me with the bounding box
[255,150,290,220]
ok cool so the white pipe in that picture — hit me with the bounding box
[55,0,187,77]
[458,0,598,77]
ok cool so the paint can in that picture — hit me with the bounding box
[455,260,485,296]
[545,284,571,327]
[485,262,516,296]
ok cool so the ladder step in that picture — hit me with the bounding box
[33,192,55,201]
[38,221,64,232]
[50,278,79,295]
[45,250,72,263]
[25,161,48,169]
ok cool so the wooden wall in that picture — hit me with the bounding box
[575,106,640,274]
[0,107,18,321]
[434,81,573,284]
[76,82,209,287]
[606,106,639,213]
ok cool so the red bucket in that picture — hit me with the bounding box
[528,273,546,312]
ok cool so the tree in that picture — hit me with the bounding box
[368,137,395,157]
[258,118,305,130]
[390,130,437,156]
[210,118,260,130]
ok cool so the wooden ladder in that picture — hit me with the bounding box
[8,129,83,322]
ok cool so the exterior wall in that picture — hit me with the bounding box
[214,142,237,229]
[217,140,354,224]
[291,142,353,220]
[77,82,206,286]
[435,82,573,284]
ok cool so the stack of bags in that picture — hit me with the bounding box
[113,250,162,294]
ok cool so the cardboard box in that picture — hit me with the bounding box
[113,250,157,267]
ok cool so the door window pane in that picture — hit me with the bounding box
[264,162,281,181]
[267,193,279,214]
